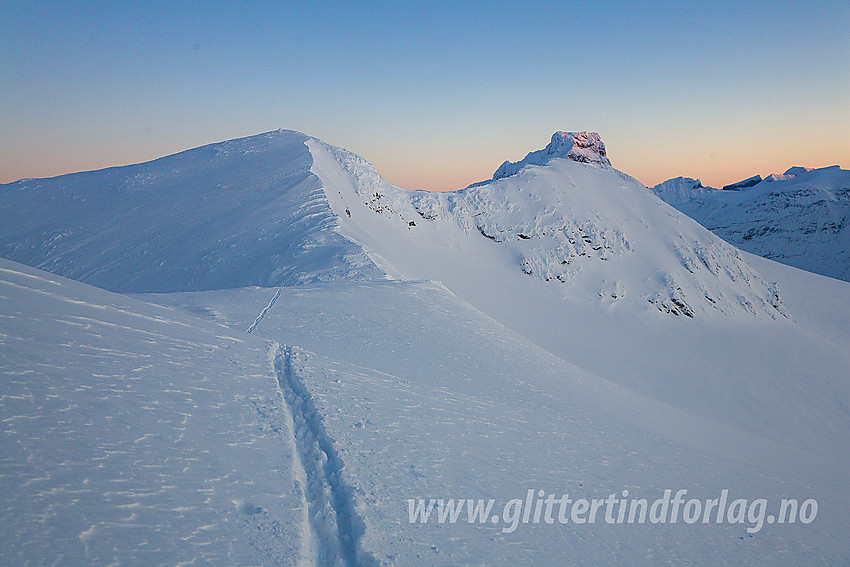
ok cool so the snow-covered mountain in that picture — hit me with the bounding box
[650,176,717,205]
[651,166,850,281]
[3,130,850,565]
[722,174,763,191]
[0,131,381,292]
[491,130,611,178]
[2,129,789,319]
[312,132,790,320]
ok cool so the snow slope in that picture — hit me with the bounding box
[147,271,850,566]
[0,130,381,292]
[651,166,850,281]
[0,258,320,564]
[1,129,792,319]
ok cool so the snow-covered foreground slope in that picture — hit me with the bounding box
[0,131,381,292]
[0,258,315,565]
[148,269,850,566]
[651,166,850,281]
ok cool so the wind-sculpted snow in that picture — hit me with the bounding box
[0,130,382,293]
[655,166,850,281]
[313,135,789,320]
[0,258,311,565]
[147,278,850,566]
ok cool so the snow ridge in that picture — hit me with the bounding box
[722,174,763,191]
[0,129,794,318]
[272,344,378,567]
[0,129,383,293]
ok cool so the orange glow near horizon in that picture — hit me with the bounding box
[3,102,848,191]
[3,133,847,193]
[367,132,849,193]
[3,2,848,194]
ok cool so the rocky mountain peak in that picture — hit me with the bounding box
[493,131,611,179]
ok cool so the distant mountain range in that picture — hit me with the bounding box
[651,166,849,281]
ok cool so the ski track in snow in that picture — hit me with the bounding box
[270,342,377,567]
[246,288,281,333]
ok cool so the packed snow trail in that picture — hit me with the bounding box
[247,288,281,333]
[271,343,377,567]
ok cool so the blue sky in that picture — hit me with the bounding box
[2,1,847,190]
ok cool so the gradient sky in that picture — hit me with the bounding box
[2,1,848,190]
